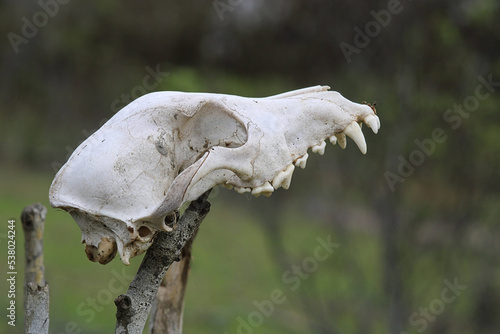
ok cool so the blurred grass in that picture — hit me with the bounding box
[0,163,478,333]
[0,163,374,333]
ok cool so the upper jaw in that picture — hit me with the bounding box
[49,86,380,265]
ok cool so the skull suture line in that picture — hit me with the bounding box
[49,86,380,265]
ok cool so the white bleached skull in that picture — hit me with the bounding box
[49,86,380,265]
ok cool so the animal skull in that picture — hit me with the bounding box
[49,86,380,265]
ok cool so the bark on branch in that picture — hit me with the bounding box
[114,191,211,334]
[21,203,49,334]
[149,233,196,333]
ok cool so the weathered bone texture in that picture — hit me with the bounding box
[49,86,380,265]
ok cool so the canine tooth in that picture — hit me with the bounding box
[251,182,274,197]
[344,121,367,154]
[329,135,337,145]
[311,141,326,155]
[363,114,379,134]
[294,153,309,169]
[235,187,251,194]
[272,164,295,190]
[335,133,347,149]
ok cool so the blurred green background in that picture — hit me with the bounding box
[1,0,500,333]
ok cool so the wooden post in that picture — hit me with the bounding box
[21,203,49,334]
[114,190,211,334]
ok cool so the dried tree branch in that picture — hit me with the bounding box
[21,203,49,334]
[149,233,196,334]
[114,190,211,334]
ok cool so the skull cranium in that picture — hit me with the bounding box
[49,86,380,265]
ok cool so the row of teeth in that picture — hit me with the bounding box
[226,114,380,197]
[329,114,380,154]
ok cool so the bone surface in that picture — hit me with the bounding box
[49,86,380,264]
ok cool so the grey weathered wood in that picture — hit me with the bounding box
[114,191,211,334]
[21,203,49,334]
[149,234,196,334]
[24,283,50,333]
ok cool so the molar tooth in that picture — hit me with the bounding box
[235,187,251,194]
[311,140,326,155]
[335,133,347,149]
[294,153,309,169]
[363,114,379,134]
[223,183,234,190]
[251,182,274,197]
[329,135,337,145]
[344,121,367,154]
[272,164,295,190]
